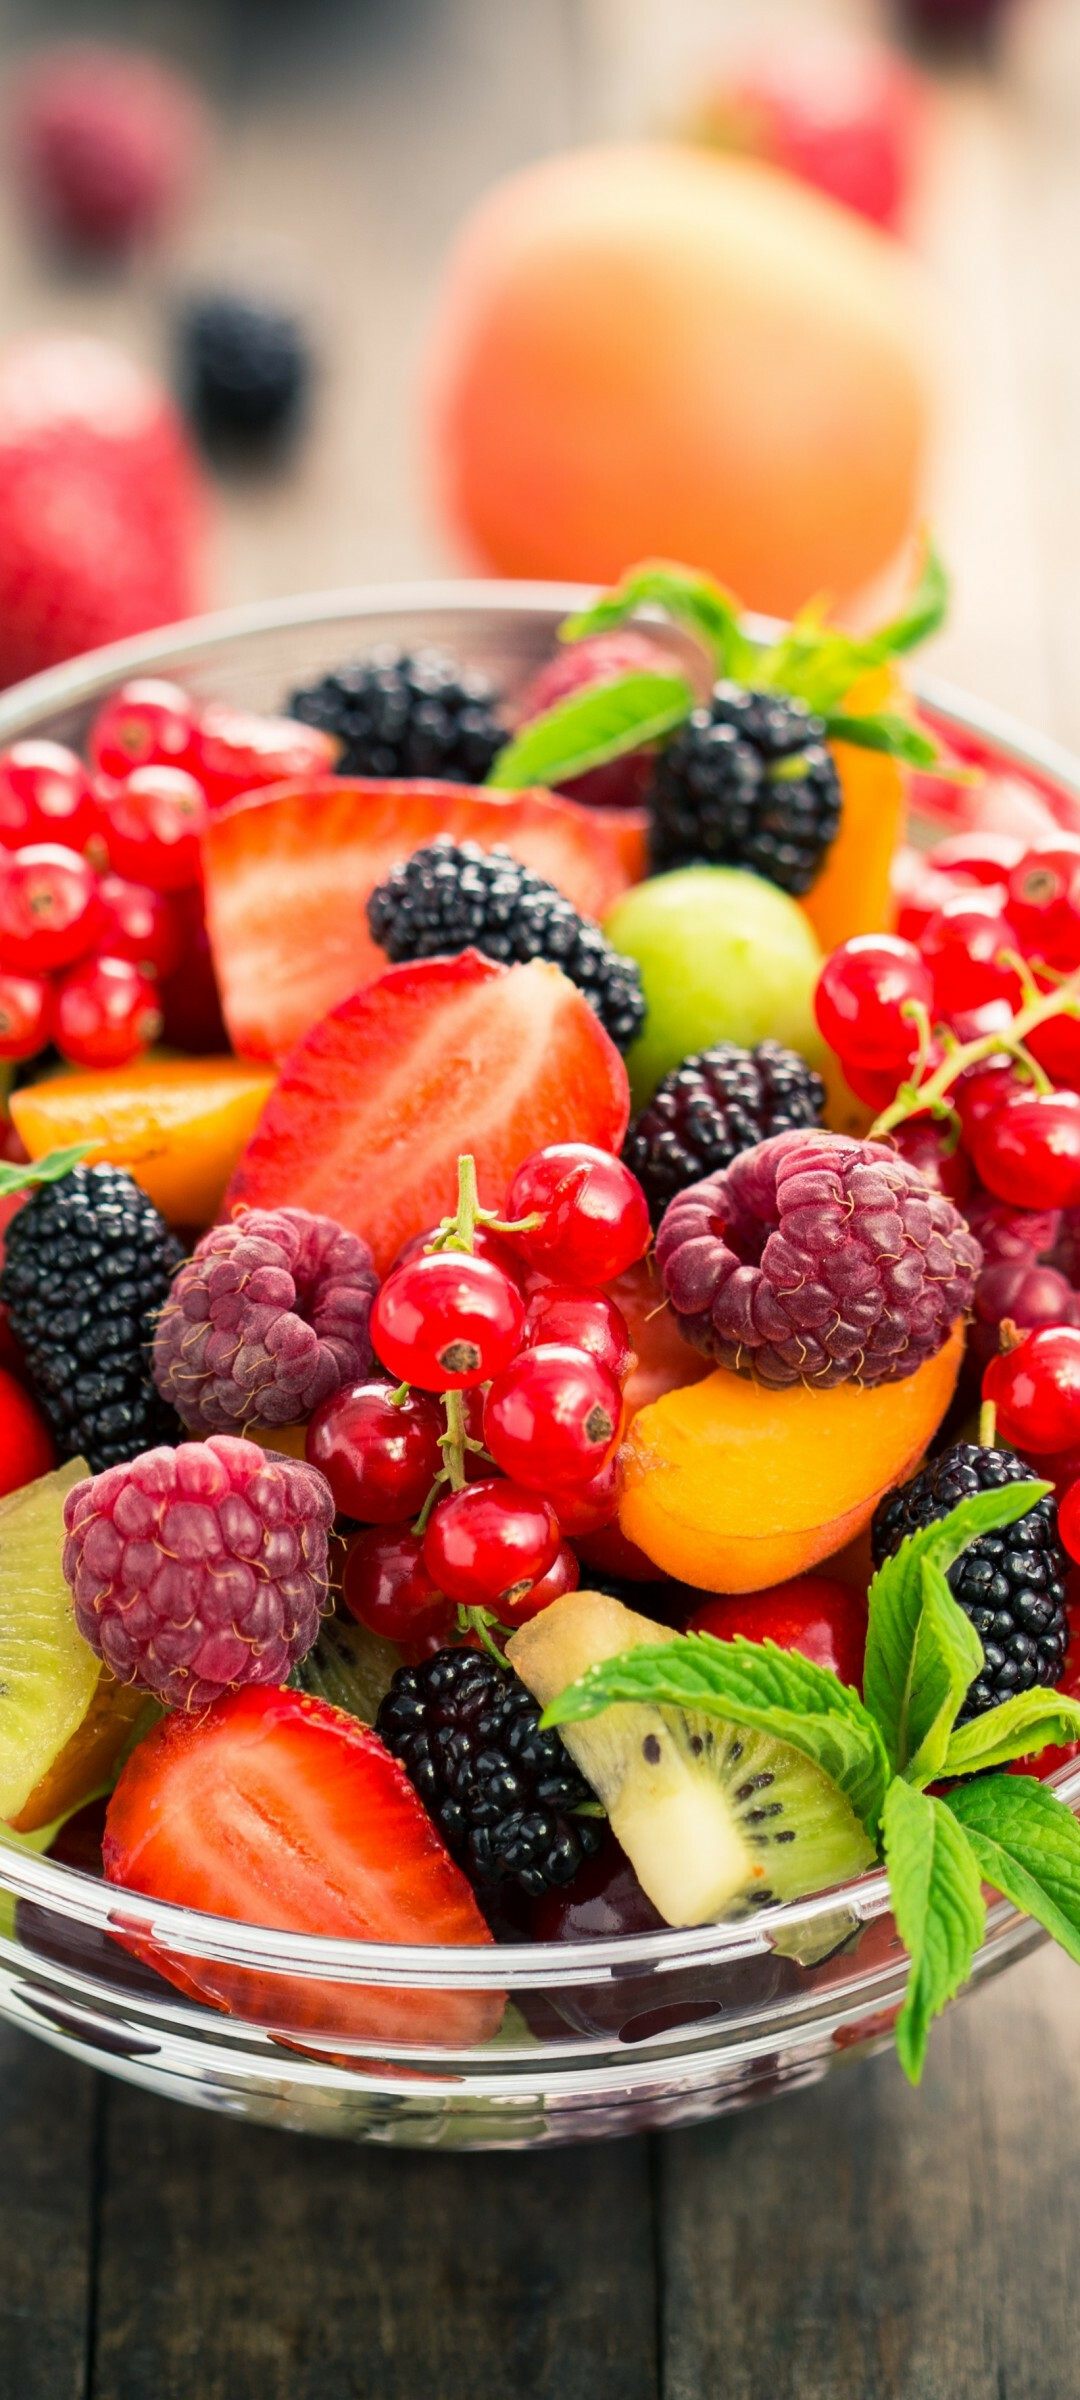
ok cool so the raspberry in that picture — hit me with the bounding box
[62,1435,333,1709]
[648,684,842,893]
[871,1443,1068,1720]
[366,836,645,1052]
[655,1129,981,1389]
[623,1040,825,1225]
[965,1185,1060,1269]
[152,1207,378,1435]
[0,1162,182,1472]
[375,1646,603,1897]
[289,650,508,783]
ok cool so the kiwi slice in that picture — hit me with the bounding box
[0,1458,101,1827]
[291,1613,404,1727]
[507,1591,875,1930]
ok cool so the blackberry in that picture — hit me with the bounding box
[649,682,842,894]
[367,835,646,1051]
[625,1040,826,1226]
[289,649,508,784]
[180,292,310,452]
[871,1442,1069,1721]
[375,1646,604,1897]
[0,1163,183,1474]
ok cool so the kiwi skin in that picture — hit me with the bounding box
[507,1591,875,1930]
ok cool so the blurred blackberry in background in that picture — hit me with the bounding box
[180,292,311,454]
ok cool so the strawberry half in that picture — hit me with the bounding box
[201,777,646,1060]
[225,949,631,1274]
[104,1684,503,2046]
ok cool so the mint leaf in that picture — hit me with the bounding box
[559,560,758,680]
[541,1632,890,1834]
[820,710,940,768]
[485,670,694,792]
[942,1690,1080,1779]
[870,539,949,658]
[904,1559,985,1788]
[863,1481,1051,1776]
[882,1777,985,2084]
[0,1141,96,1197]
[945,1774,1080,1966]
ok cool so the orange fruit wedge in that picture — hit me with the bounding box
[11,1056,276,1227]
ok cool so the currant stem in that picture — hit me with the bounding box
[457,1604,508,1663]
[441,1388,469,1491]
[979,1398,997,1450]
[870,973,1080,1140]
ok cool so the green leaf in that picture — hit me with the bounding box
[904,1559,986,1788]
[0,1141,96,1198]
[821,710,941,768]
[882,1777,985,2085]
[863,1480,1051,1777]
[559,560,757,679]
[945,1774,1080,1967]
[541,1632,890,1835]
[942,1690,1080,1779]
[485,670,694,792]
[870,539,949,658]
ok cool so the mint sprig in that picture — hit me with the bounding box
[544,1631,890,1834]
[495,542,951,794]
[542,1473,1080,2084]
[0,1141,96,1197]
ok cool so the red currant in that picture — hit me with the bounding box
[1057,1480,1080,1567]
[550,1451,621,1535]
[54,954,162,1068]
[1006,838,1080,972]
[99,766,208,893]
[371,1252,524,1391]
[503,1144,650,1284]
[484,1343,622,1491]
[889,1118,971,1206]
[306,1380,443,1522]
[193,706,337,809]
[522,1284,633,1379]
[895,863,960,947]
[503,1543,580,1625]
[0,969,51,1059]
[1023,1006,1080,1093]
[919,896,1022,1016]
[423,1478,560,1609]
[0,741,100,855]
[927,830,1023,885]
[814,934,932,1073]
[0,1364,55,1496]
[0,844,102,973]
[390,1222,523,1284]
[983,1326,1080,1453]
[953,1055,1027,1143]
[96,874,184,981]
[970,1260,1079,1372]
[841,1036,945,1114]
[341,1523,454,1645]
[971,1089,1080,1211]
[89,679,198,781]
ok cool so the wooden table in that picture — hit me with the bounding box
[2,2,1080,2393]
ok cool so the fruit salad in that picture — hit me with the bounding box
[7,553,1080,2088]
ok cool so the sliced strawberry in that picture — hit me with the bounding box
[225,949,630,1276]
[202,776,646,1060]
[104,1684,503,2046]
[193,707,338,810]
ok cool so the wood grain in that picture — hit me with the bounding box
[0,2024,96,2400]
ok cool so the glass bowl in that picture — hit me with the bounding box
[1,582,1078,2151]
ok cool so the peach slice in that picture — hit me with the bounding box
[11,1056,275,1227]
[619,1322,965,1593]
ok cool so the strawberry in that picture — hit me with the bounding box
[692,29,924,233]
[202,777,646,1061]
[225,949,630,1276]
[193,707,338,810]
[689,1575,868,1692]
[103,1684,503,2045]
[0,336,210,688]
[515,630,682,812]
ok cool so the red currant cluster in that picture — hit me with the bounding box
[305,1143,651,1653]
[0,676,333,1070]
[982,1328,1080,1569]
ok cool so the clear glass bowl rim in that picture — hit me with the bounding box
[1,574,1077,1998]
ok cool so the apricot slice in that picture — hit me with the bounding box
[803,668,906,954]
[619,1322,964,1593]
[11,1056,275,1227]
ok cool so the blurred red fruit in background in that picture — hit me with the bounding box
[689,28,925,233]
[11,44,208,255]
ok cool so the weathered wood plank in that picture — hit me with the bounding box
[90,2086,658,2400]
[656,1941,1080,2400]
[0,2026,97,2400]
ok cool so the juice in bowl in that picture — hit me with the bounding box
[3,561,1080,2146]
